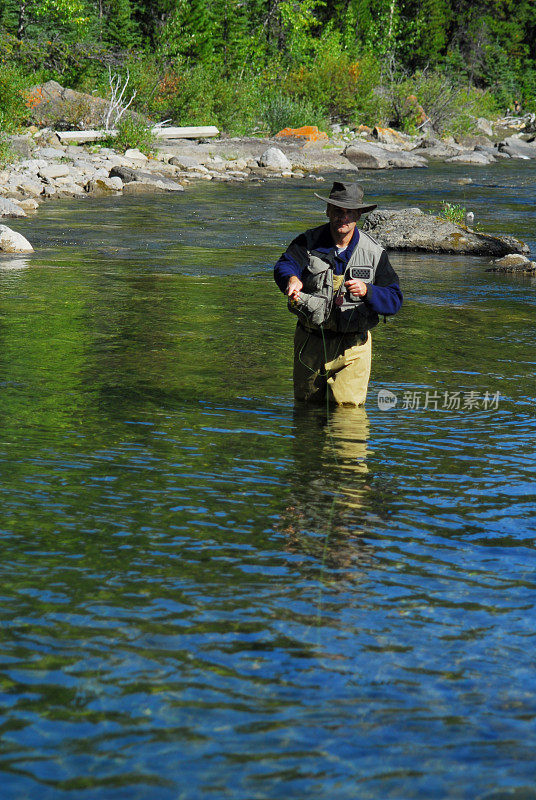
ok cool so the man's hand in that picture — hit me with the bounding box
[286,276,303,301]
[345,278,368,298]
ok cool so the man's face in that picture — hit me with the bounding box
[327,204,361,238]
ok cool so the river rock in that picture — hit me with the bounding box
[0,198,27,218]
[476,118,494,137]
[487,254,536,273]
[445,151,495,165]
[39,164,71,180]
[343,142,427,169]
[454,134,494,148]
[414,137,462,159]
[18,198,40,212]
[0,197,26,217]
[13,178,44,198]
[121,178,184,193]
[497,136,536,159]
[55,182,85,197]
[7,135,32,159]
[35,147,67,160]
[124,148,148,162]
[15,158,44,173]
[372,126,412,148]
[0,225,33,252]
[109,165,184,191]
[169,154,203,169]
[258,147,291,171]
[362,208,529,255]
[86,176,123,195]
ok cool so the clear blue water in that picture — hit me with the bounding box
[1,160,535,799]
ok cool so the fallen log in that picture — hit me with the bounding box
[56,126,220,144]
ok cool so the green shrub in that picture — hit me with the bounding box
[287,45,381,125]
[378,68,500,135]
[0,128,16,168]
[0,64,31,132]
[141,62,261,135]
[102,116,156,156]
[259,91,327,135]
[438,201,466,225]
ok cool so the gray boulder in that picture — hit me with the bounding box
[445,151,495,165]
[109,165,184,191]
[85,177,123,195]
[454,134,494,148]
[19,198,40,212]
[35,147,67,160]
[13,178,44,198]
[414,137,462,159]
[258,147,291,171]
[7,135,33,159]
[476,118,494,137]
[475,144,500,157]
[0,198,27,218]
[39,164,71,180]
[169,154,203,169]
[343,142,427,169]
[497,136,536,159]
[0,225,33,252]
[362,208,529,255]
[29,80,108,129]
[487,254,536,273]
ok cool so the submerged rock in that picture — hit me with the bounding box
[362,208,529,256]
[487,254,536,273]
[0,225,33,253]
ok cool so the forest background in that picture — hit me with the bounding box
[0,0,535,142]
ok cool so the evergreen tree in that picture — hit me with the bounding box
[104,0,138,48]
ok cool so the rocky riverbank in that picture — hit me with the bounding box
[2,115,536,225]
[1,115,535,258]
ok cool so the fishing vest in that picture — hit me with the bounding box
[289,228,385,333]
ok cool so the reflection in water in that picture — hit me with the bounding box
[280,406,375,576]
[0,256,31,270]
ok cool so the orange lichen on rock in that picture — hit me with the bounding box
[275,126,328,141]
[24,86,44,109]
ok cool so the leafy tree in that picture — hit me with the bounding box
[9,0,89,38]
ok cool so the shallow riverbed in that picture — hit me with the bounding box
[1,160,536,799]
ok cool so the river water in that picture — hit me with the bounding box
[1,161,535,799]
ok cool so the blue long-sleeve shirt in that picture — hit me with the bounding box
[274,223,403,317]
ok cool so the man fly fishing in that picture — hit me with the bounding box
[274,181,403,405]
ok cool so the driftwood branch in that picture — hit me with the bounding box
[103,67,137,132]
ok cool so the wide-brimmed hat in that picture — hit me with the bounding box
[314,181,377,213]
